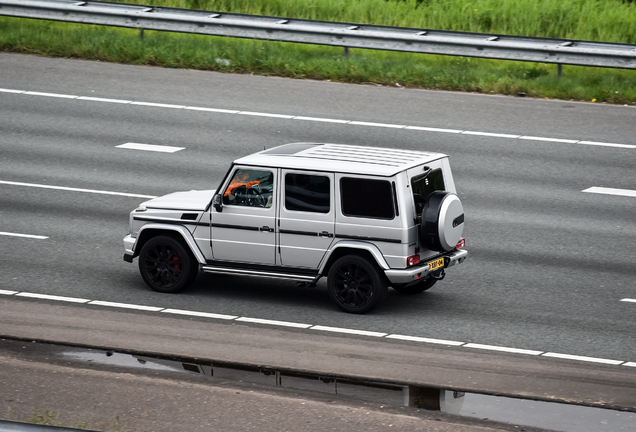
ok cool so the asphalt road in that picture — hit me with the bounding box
[1,52,635,369]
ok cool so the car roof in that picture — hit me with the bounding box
[233,143,448,176]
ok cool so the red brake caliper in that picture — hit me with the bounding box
[172,253,181,271]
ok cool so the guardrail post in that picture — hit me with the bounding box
[344,47,349,57]
[557,64,563,77]
[140,28,144,41]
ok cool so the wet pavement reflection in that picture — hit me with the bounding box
[6,340,635,432]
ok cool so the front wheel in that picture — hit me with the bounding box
[327,255,388,314]
[138,235,197,293]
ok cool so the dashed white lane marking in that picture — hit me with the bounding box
[15,292,90,303]
[1,292,633,367]
[582,187,636,198]
[542,352,624,366]
[0,180,157,199]
[2,87,634,149]
[464,343,543,356]
[310,325,387,337]
[0,231,48,240]
[236,317,312,329]
[0,289,20,295]
[385,334,464,346]
[162,308,237,320]
[88,300,163,311]
[621,298,636,303]
[117,143,185,153]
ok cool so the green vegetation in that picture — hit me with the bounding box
[1,0,635,103]
[1,407,127,431]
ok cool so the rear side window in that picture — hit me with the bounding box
[285,173,330,213]
[340,178,394,219]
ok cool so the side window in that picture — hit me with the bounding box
[285,173,330,213]
[223,168,274,208]
[340,177,394,219]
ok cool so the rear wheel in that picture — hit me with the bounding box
[138,235,197,293]
[393,277,437,295]
[327,255,388,314]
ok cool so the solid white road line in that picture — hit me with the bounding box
[582,187,636,198]
[0,290,19,295]
[77,96,132,104]
[620,298,636,303]
[130,101,186,109]
[0,231,48,240]
[2,87,634,149]
[0,180,157,199]
[117,143,185,153]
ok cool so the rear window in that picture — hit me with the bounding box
[340,177,394,219]
[411,168,445,213]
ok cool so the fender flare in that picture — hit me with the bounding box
[134,223,206,264]
[319,240,391,274]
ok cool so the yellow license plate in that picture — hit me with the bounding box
[427,258,445,271]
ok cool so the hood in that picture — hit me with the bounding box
[143,190,216,211]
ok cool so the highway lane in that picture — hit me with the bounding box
[1,53,635,366]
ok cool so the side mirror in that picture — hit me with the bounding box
[212,194,223,212]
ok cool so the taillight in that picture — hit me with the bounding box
[406,254,420,267]
[455,237,465,250]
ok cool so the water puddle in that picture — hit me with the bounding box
[40,344,636,432]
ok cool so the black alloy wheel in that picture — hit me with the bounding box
[327,255,387,314]
[138,235,196,293]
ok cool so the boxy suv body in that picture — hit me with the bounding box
[123,143,467,313]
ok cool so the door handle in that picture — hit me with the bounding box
[319,231,333,238]
[260,226,274,233]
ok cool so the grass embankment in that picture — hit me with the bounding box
[1,0,635,104]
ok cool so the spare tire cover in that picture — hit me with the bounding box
[420,191,464,252]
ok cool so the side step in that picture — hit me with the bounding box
[201,265,320,283]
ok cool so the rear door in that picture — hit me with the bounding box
[278,170,335,269]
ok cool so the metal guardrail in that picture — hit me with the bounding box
[1,0,635,69]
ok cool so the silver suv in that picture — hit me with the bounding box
[123,143,467,313]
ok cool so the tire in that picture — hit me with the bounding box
[420,191,464,252]
[138,235,197,293]
[327,255,388,314]
[393,277,437,295]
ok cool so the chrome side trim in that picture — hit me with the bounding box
[201,266,319,282]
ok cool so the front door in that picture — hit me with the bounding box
[211,167,277,265]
